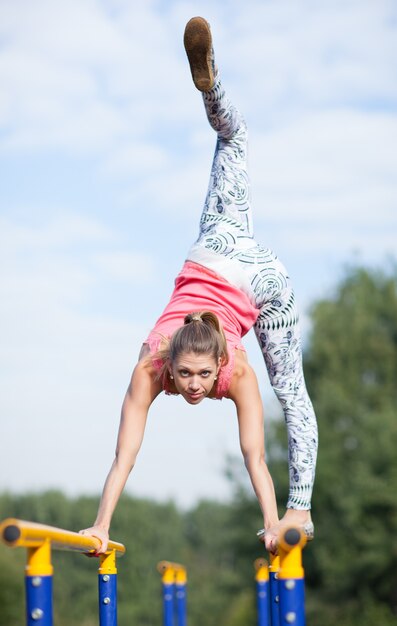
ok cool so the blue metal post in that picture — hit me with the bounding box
[257,579,270,626]
[278,528,306,626]
[162,581,175,626]
[98,550,118,626]
[254,558,270,626]
[279,578,305,626]
[98,573,117,626]
[175,574,187,626]
[25,543,53,626]
[26,574,53,626]
[269,555,280,626]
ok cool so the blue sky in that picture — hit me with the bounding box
[1,0,396,509]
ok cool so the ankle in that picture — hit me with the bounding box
[283,509,311,523]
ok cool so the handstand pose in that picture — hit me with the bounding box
[81,17,318,554]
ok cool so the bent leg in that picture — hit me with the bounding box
[254,280,318,510]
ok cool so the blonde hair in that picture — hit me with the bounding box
[156,311,229,382]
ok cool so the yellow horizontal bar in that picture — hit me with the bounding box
[157,560,186,574]
[175,568,187,585]
[0,518,125,557]
[157,560,187,584]
[253,557,269,582]
[254,557,268,572]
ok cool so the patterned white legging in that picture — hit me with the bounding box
[187,75,318,510]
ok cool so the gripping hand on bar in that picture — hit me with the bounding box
[79,525,110,555]
[257,513,314,554]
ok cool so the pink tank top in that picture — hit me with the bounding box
[145,261,259,399]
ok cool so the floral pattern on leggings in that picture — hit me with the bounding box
[194,75,318,510]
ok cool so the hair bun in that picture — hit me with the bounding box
[184,313,202,324]
[170,310,229,366]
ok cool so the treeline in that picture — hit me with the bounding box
[1,264,397,626]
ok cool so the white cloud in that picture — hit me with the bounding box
[0,214,153,353]
[224,0,397,115]
[0,0,191,156]
[93,251,155,282]
[249,109,397,222]
[101,143,170,179]
[0,214,112,249]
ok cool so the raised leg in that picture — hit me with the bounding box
[199,77,253,241]
[184,17,254,247]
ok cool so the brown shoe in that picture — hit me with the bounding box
[184,17,215,92]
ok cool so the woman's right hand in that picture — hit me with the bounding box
[79,526,109,555]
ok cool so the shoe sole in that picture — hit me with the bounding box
[303,521,314,541]
[184,17,214,92]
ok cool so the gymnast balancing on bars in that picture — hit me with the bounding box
[80,17,318,554]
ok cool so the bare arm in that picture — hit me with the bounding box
[80,349,162,552]
[228,361,279,551]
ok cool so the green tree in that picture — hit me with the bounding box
[0,544,24,626]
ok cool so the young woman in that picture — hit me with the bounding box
[80,17,318,554]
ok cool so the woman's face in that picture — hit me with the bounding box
[170,351,220,404]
